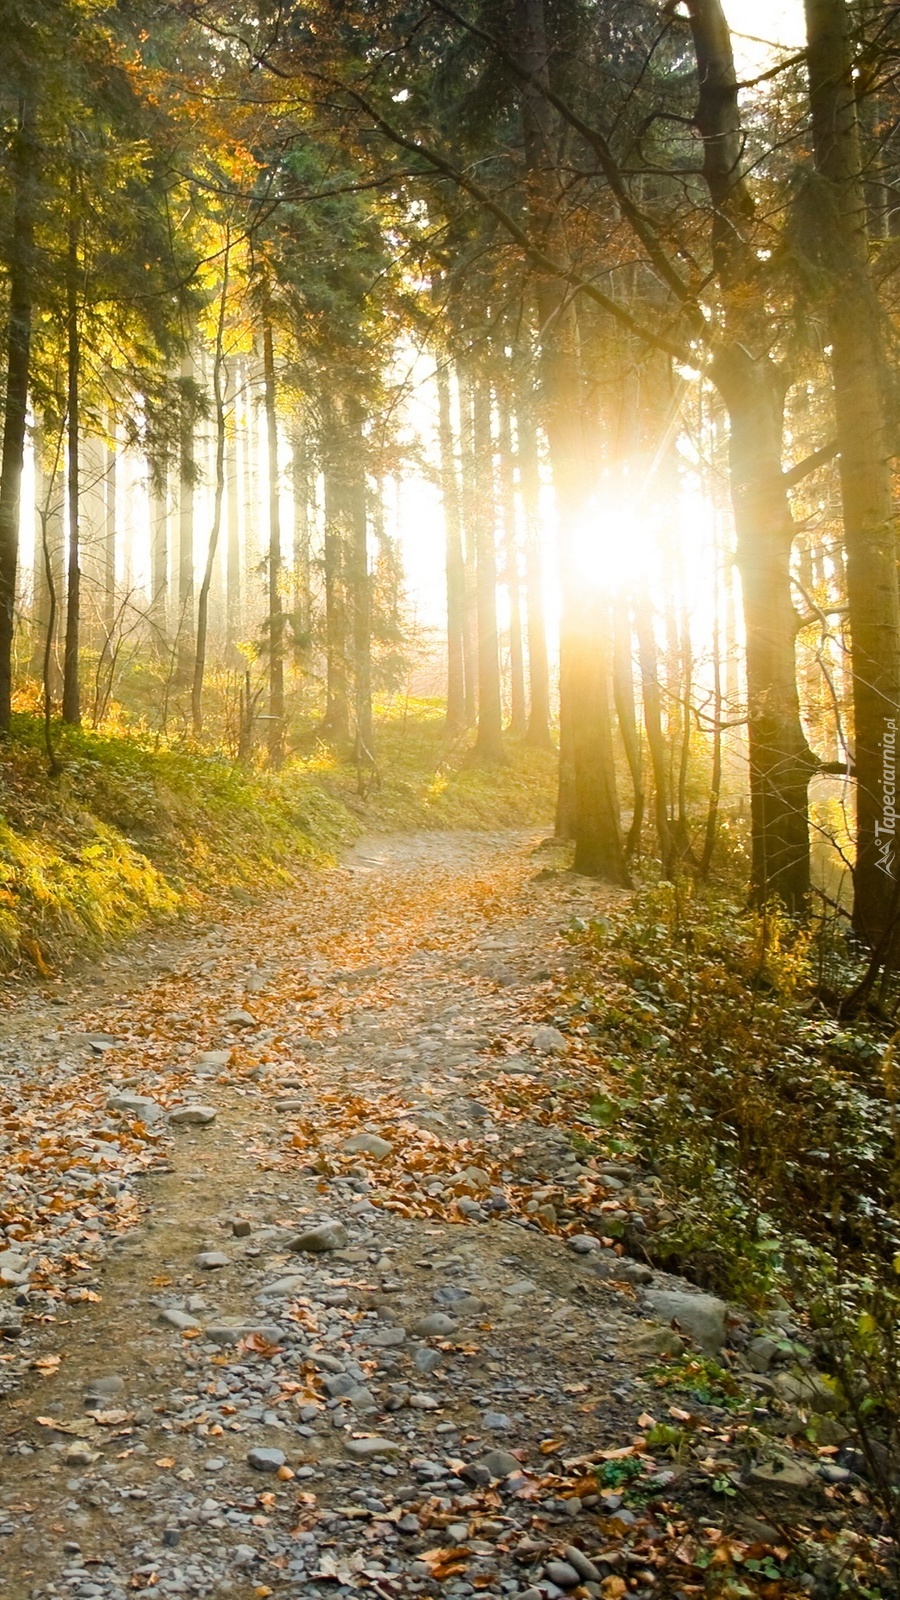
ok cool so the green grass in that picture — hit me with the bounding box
[0,700,557,972]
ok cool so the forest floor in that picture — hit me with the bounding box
[0,832,879,1600]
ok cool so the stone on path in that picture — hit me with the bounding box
[247,1447,286,1473]
[645,1288,727,1354]
[343,1436,402,1460]
[196,1251,229,1270]
[289,1220,348,1253]
[160,1308,202,1331]
[224,1009,257,1028]
[532,1026,567,1055]
[411,1312,457,1337]
[168,1104,217,1126]
[107,1091,164,1124]
[479,1449,521,1480]
[342,1132,393,1160]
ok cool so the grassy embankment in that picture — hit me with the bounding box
[0,699,557,974]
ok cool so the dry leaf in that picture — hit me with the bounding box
[33,1354,61,1374]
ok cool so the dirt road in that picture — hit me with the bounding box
[0,832,833,1599]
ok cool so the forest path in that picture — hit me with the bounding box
[0,832,815,1599]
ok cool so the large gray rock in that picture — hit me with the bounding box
[160,1308,202,1332]
[342,1133,393,1161]
[479,1449,521,1480]
[205,1322,282,1347]
[247,1447,285,1473]
[343,1436,402,1460]
[289,1220,348,1254]
[645,1289,728,1354]
[532,1026,567,1055]
[196,1251,229,1270]
[107,1091,164,1125]
[411,1313,458,1337]
[168,1104,217,1127]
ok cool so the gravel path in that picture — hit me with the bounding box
[0,832,839,1599]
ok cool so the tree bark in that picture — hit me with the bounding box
[804,0,900,946]
[0,92,36,732]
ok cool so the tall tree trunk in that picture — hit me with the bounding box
[103,415,117,639]
[636,597,676,879]
[688,0,815,909]
[497,389,527,736]
[613,597,644,857]
[321,420,350,744]
[176,350,195,677]
[346,404,374,780]
[192,242,230,738]
[516,0,628,878]
[62,170,81,728]
[516,389,553,748]
[262,319,284,763]
[0,93,36,732]
[31,426,65,694]
[805,0,900,947]
[714,348,815,908]
[149,462,168,656]
[291,425,311,640]
[457,367,479,724]
[225,365,241,650]
[436,357,467,733]
[471,375,504,761]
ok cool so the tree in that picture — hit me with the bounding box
[803,0,900,947]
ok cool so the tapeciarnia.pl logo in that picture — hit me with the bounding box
[877,717,897,878]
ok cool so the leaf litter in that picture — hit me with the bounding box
[0,832,890,1597]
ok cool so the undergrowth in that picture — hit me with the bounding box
[0,701,556,974]
[565,880,900,1549]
